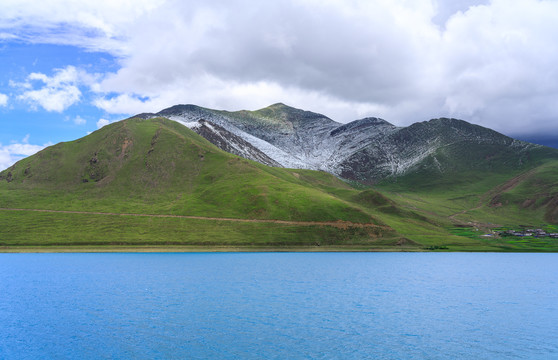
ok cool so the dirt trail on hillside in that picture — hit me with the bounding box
[448,203,486,224]
[0,208,388,229]
[448,169,538,226]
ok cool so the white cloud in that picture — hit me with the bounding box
[4,0,558,136]
[96,118,110,128]
[95,77,390,126]
[95,0,441,112]
[13,66,94,112]
[0,93,8,107]
[19,86,80,112]
[0,0,166,55]
[0,135,51,171]
[94,94,158,115]
[85,0,558,136]
[13,65,101,112]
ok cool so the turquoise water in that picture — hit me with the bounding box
[1,253,557,359]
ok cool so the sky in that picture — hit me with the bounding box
[1,0,558,170]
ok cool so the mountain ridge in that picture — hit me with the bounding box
[1,117,420,248]
[130,103,558,234]
[3,105,558,250]
[136,103,552,184]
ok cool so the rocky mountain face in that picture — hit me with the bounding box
[136,103,550,183]
[337,118,540,183]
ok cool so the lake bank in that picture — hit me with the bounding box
[0,244,544,253]
[0,245,421,253]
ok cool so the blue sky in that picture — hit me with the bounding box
[0,43,126,168]
[1,44,118,139]
[2,0,558,169]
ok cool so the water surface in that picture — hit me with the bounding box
[1,253,557,359]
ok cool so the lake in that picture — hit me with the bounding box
[1,253,557,359]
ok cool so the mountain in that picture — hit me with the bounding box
[135,103,558,236]
[137,103,401,175]
[0,117,426,249]
[0,117,365,222]
[137,103,555,185]
[2,104,558,251]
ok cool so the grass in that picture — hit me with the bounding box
[372,158,558,251]
[2,117,558,252]
[0,210,404,249]
[1,119,374,223]
[0,118,407,249]
[0,120,384,222]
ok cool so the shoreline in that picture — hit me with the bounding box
[0,245,425,253]
[1,245,553,253]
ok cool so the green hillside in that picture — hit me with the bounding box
[2,116,558,252]
[0,117,414,250]
[376,151,558,251]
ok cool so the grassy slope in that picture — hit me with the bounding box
[1,118,380,222]
[200,109,558,250]
[2,117,557,251]
[375,143,558,251]
[0,117,416,249]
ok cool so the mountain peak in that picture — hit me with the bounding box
[256,102,313,116]
[266,102,290,109]
[253,103,335,126]
[329,117,396,137]
[158,104,206,116]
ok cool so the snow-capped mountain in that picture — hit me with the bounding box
[135,103,543,183]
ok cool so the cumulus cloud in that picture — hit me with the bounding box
[0,93,8,106]
[13,66,99,112]
[95,0,442,116]
[0,135,51,171]
[4,0,558,136]
[90,0,558,136]
[0,0,165,54]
